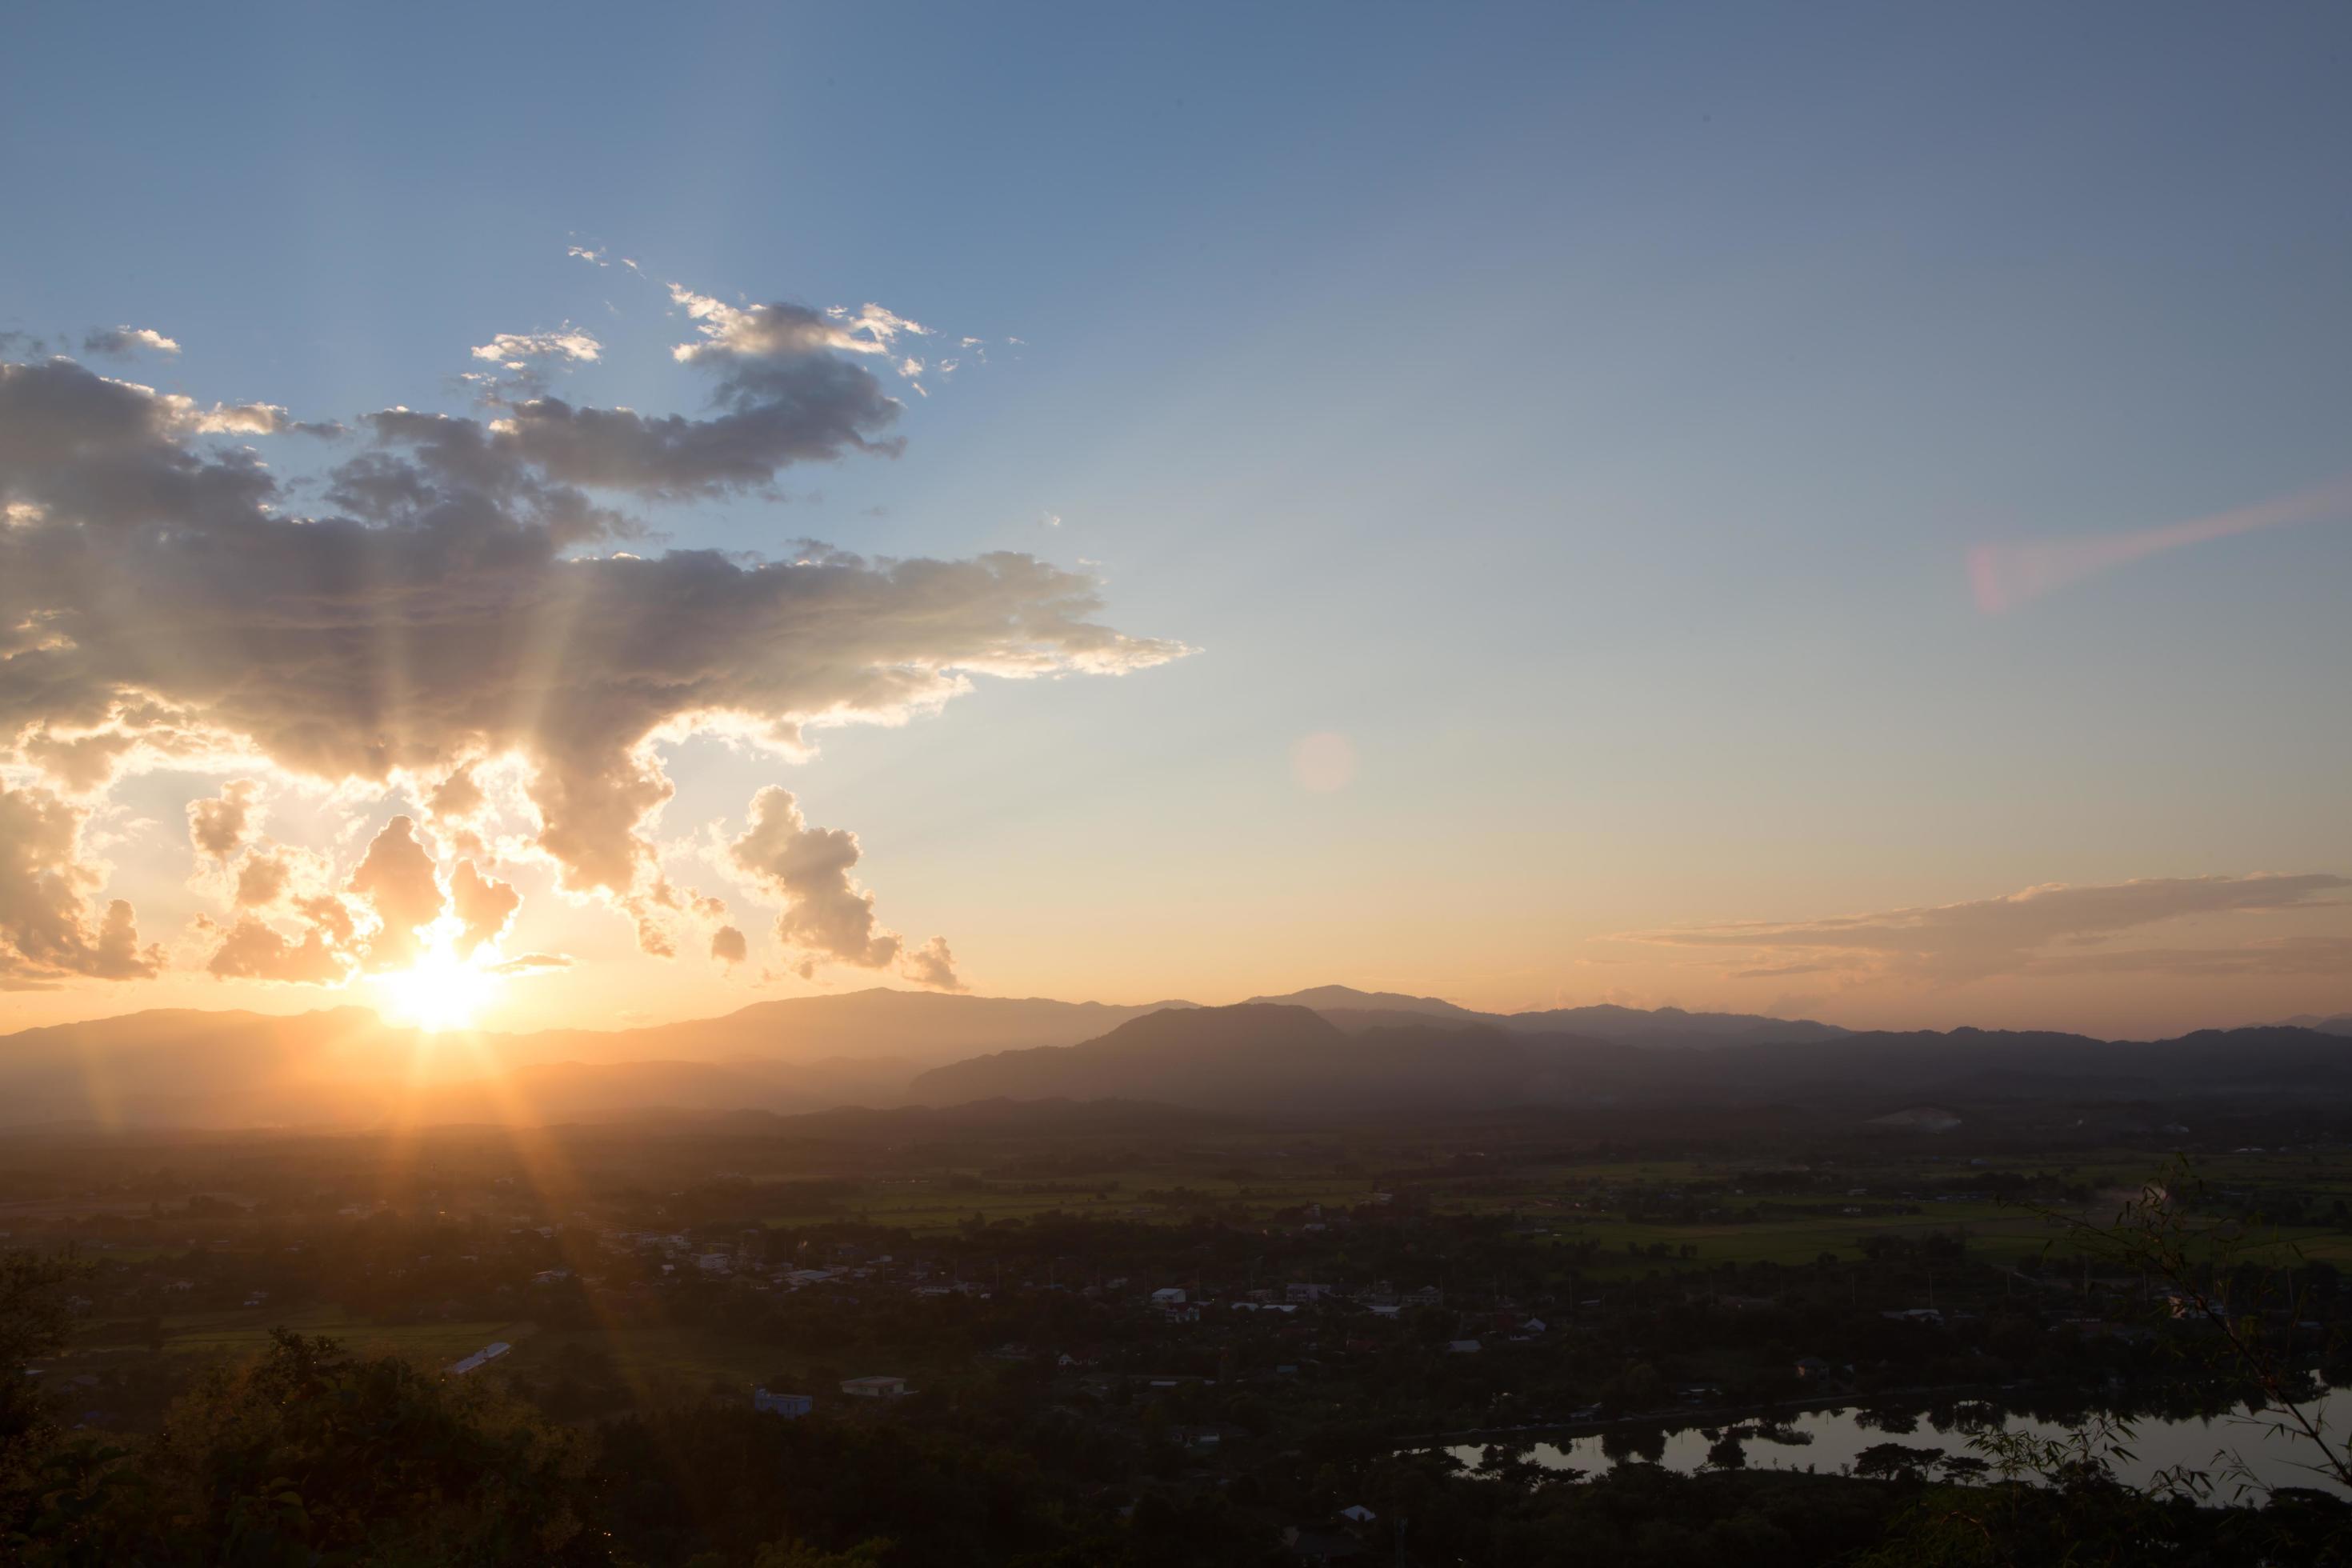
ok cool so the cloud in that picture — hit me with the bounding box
[470,329,602,367]
[1622,874,2350,986]
[234,851,292,908]
[898,934,963,992]
[2023,935,2352,978]
[710,924,747,966]
[187,779,262,858]
[0,785,160,988]
[346,816,442,969]
[1969,474,2352,613]
[82,326,181,358]
[727,786,961,990]
[490,950,572,974]
[203,912,348,983]
[22,728,139,794]
[1,300,1179,990]
[449,858,520,956]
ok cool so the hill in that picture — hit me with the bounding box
[910,1006,2352,1114]
[1248,984,1846,1045]
[0,990,1190,1128]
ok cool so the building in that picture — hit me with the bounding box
[448,1342,510,1377]
[840,1375,910,1398]
[753,1389,813,1417]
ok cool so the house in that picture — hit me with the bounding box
[1882,1308,1943,1326]
[697,1253,733,1274]
[1403,1286,1443,1308]
[1149,1287,1187,1306]
[1285,1282,1332,1303]
[448,1342,511,1377]
[840,1375,910,1398]
[1446,1338,1482,1354]
[753,1389,812,1417]
[1336,1505,1376,1526]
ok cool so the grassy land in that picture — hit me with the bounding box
[71,1303,533,1366]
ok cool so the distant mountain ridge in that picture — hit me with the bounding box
[912,1004,2352,1114]
[0,987,2339,1128]
[1245,985,1849,1044]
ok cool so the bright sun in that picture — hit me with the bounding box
[374,939,499,1033]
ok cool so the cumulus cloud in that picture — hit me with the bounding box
[710,925,747,966]
[1623,874,2350,985]
[82,326,181,358]
[203,911,348,983]
[0,785,160,988]
[0,294,1180,993]
[234,851,292,908]
[898,934,963,992]
[449,858,521,956]
[187,779,262,858]
[470,328,602,367]
[727,786,960,989]
[346,816,443,969]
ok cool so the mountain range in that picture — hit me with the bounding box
[0,986,2342,1128]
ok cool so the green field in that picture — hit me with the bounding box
[72,1304,534,1367]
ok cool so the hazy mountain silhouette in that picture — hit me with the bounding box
[910,1006,2352,1114]
[0,990,1189,1127]
[4,990,2339,1128]
[1247,984,1846,1045]
[500,987,1190,1068]
[910,1004,1566,1110]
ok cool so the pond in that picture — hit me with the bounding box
[1420,1385,2352,1501]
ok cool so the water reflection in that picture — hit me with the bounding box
[1432,1385,2352,1501]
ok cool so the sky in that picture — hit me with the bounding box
[3,2,2349,1040]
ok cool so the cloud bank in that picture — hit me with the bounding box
[0,276,1183,996]
[1622,874,2350,986]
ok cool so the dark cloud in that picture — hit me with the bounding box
[710,924,747,966]
[186,779,262,858]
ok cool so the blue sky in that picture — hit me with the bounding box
[4,2,2349,1034]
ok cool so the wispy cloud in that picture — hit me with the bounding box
[1969,474,2352,613]
[82,326,181,358]
[1622,874,2350,985]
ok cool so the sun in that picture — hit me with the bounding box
[374,938,499,1033]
